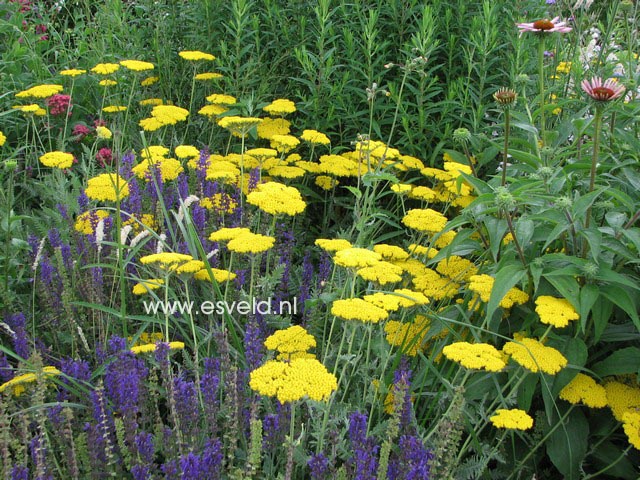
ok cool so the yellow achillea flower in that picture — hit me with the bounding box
[85,173,129,201]
[264,325,316,354]
[194,268,237,282]
[296,160,320,173]
[0,131,5,147]
[120,59,154,71]
[334,247,381,268]
[129,332,164,346]
[99,79,117,87]
[140,76,159,86]
[96,126,112,140]
[200,193,237,213]
[364,290,428,311]
[384,315,432,356]
[436,256,478,282]
[227,232,276,254]
[503,337,567,375]
[199,104,228,117]
[391,184,412,194]
[263,98,296,116]
[132,157,184,182]
[408,244,438,258]
[60,68,86,76]
[209,227,251,242]
[141,145,170,158]
[143,105,189,129]
[206,93,237,105]
[315,238,352,252]
[268,165,305,179]
[408,186,437,202]
[604,381,640,421]
[443,342,506,372]
[39,151,74,169]
[139,252,194,265]
[356,261,403,285]
[270,134,300,153]
[402,208,448,233]
[556,61,572,74]
[468,274,529,308]
[257,117,291,139]
[535,296,579,328]
[331,298,389,323]
[15,84,63,98]
[412,269,460,300]
[140,98,164,106]
[246,181,306,216]
[132,279,165,295]
[195,72,223,81]
[559,373,607,408]
[490,409,534,430]
[91,63,120,75]
[103,105,127,113]
[217,116,262,136]
[249,358,337,403]
[315,175,339,190]
[179,50,216,61]
[318,154,359,177]
[420,166,451,181]
[622,412,640,450]
[0,366,61,396]
[174,145,200,159]
[13,104,45,115]
[399,155,425,170]
[373,244,409,261]
[434,230,457,248]
[74,210,110,234]
[131,341,184,355]
[300,129,330,146]
[170,260,206,274]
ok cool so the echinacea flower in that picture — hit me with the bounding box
[516,17,572,34]
[581,77,626,102]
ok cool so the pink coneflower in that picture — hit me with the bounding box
[517,17,572,34]
[581,77,626,102]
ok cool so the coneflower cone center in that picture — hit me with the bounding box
[592,86,615,100]
[533,19,555,30]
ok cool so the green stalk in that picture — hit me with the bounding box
[501,107,511,186]
[538,36,546,148]
[584,106,603,232]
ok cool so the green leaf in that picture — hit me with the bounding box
[578,284,599,335]
[600,285,640,332]
[544,274,580,309]
[517,373,538,411]
[551,337,588,397]
[590,441,639,479]
[342,186,362,200]
[591,297,614,343]
[485,263,525,323]
[592,347,640,377]
[546,406,589,480]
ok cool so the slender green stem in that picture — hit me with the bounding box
[501,108,511,186]
[585,106,603,232]
[538,36,546,148]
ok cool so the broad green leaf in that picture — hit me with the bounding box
[485,263,526,323]
[578,284,599,335]
[546,406,589,480]
[590,441,639,479]
[600,285,640,332]
[544,274,580,308]
[592,347,640,377]
[342,186,362,199]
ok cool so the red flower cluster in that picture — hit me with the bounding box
[46,94,72,116]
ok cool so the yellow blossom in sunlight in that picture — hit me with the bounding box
[74,210,110,234]
[195,72,223,81]
[408,186,437,202]
[246,182,306,216]
[140,76,159,86]
[39,151,74,169]
[364,290,428,312]
[132,279,165,295]
[139,252,194,265]
[131,341,184,355]
[490,409,533,430]
[85,173,129,202]
[270,134,300,153]
[315,238,352,253]
[96,126,112,140]
[535,296,579,328]
[140,98,165,106]
[622,412,640,450]
[209,227,251,242]
[103,105,127,113]
[443,342,506,372]
[300,129,330,146]
[120,59,155,71]
[199,104,229,117]
[132,157,184,182]
[227,232,275,254]
[179,50,216,61]
[15,84,63,98]
[436,256,478,282]
[559,373,607,408]
[217,116,262,136]
[263,98,296,116]
[333,247,381,268]
[268,165,306,179]
[356,261,403,285]
[503,337,567,375]
[194,268,237,283]
[467,274,529,308]
[174,145,200,159]
[60,69,86,77]
[200,193,237,213]
[99,79,117,87]
[257,117,291,139]
[264,325,316,354]
[331,298,389,323]
[604,381,640,421]
[412,269,460,300]
[373,244,409,261]
[315,175,338,190]
[14,104,46,115]
[91,63,120,75]
[206,93,237,105]
[402,208,448,233]
[0,366,61,396]
[384,315,432,356]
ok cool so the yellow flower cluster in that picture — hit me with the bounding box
[179,50,216,61]
[120,59,155,71]
[604,381,640,421]
[132,156,184,182]
[74,210,110,234]
[85,173,129,202]
[96,126,112,140]
[249,358,337,403]
[490,409,534,430]
[0,131,6,147]
[468,274,529,308]
[194,268,236,283]
[209,227,251,242]
[315,238,352,252]
[268,165,306,179]
[263,98,296,116]
[622,412,640,450]
[227,232,275,254]
[206,93,237,105]
[331,298,389,323]
[140,105,190,131]
[412,268,460,300]
[132,279,165,295]
[391,184,412,194]
[318,154,359,177]
[333,247,381,268]
[139,252,194,265]
[16,84,63,98]
[60,68,86,77]
[556,61,572,74]
[246,182,306,216]
[264,325,317,358]
[558,373,607,408]
[39,151,74,169]
[535,296,579,328]
[103,105,127,113]
[131,341,184,355]
[174,145,200,159]
[0,366,61,396]
[384,315,432,356]
[140,76,159,86]
[408,186,437,201]
[503,337,567,375]
[13,104,46,115]
[402,208,448,233]
[99,79,117,87]
[195,72,223,81]
[364,290,428,311]
[270,134,300,153]
[200,193,237,213]
[436,256,478,282]
[217,116,262,136]
[300,129,330,145]
[443,342,506,372]
[91,63,120,74]
[257,117,291,140]
[373,244,409,261]
[356,261,403,285]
